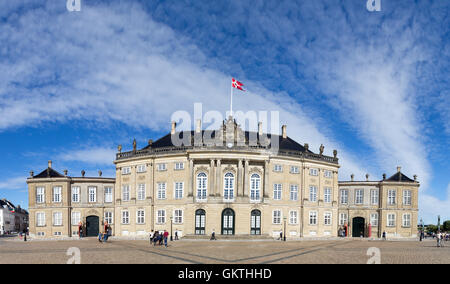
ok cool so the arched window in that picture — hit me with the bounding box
[195,209,206,235]
[196,173,207,200]
[250,173,261,201]
[223,172,235,200]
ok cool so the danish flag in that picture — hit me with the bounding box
[231,78,245,91]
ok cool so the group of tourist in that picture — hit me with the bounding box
[77,221,111,243]
[149,230,170,247]
[435,231,449,247]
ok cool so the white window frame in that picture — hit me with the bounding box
[53,212,63,226]
[121,210,130,224]
[122,185,130,201]
[403,190,412,205]
[370,189,379,205]
[290,185,298,201]
[52,186,62,203]
[36,212,46,227]
[72,186,80,203]
[273,184,282,200]
[387,213,396,227]
[71,212,81,225]
[289,210,298,225]
[355,189,364,204]
[309,186,317,202]
[290,166,299,174]
[402,213,411,227]
[273,164,283,172]
[273,210,282,224]
[157,210,166,224]
[137,164,146,173]
[174,209,183,224]
[36,187,45,203]
[340,189,348,204]
[88,186,97,203]
[104,187,113,203]
[122,167,131,175]
[388,190,396,205]
[370,213,378,226]
[137,184,146,201]
[339,213,348,226]
[324,212,332,226]
[223,173,235,201]
[250,174,261,201]
[324,170,333,178]
[157,163,167,171]
[174,182,184,199]
[309,211,317,225]
[136,209,145,224]
[196,173,207,201]
[174,162,184,170]
[309,168,318,176]
[104,211,113,224]
[324,187,332,203]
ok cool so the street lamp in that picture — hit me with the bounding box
[283,216,287,241]
[170,216,173,241]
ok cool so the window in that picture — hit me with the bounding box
[174,209,183,224]
[370,189,379,205]
[290,166,299,174]
[402,214,411,227]
[122,167,131,175]
[88,187,97,203]
[104,187,113,203]
[36,213,46,227]
[157,183,166,199]
[274,164,283,172]
[122,185,130,201]
[370,213,378,226]
[309,186,317,202]
[324,187,332,203]
[72,187,80,203]
[223,173,235,200]
[196,173,207,200]
[36,187,45,203]
[175,162,184,170]
[324,212,332,225]
[273,210,281,224]
[137,210,145,224]
[157,163,167,171]
[137,184,146,200]
[137,164,146,173]
[53,212,63,226]
[273,184,282,200]
[324,170,333,178]
[403,190,412,205]
[309,211,317,225]
[340,189,348,204]
[174,182,184,199]
[121,211,129,224]
[355,189,364,204]
[250,174,261,201]
[104,212,113,224]
[309,168,318,176]
[157,210,166,224]
[289,211,298,224]
[388,190,396,205]
[71,212,81,225]
[52,186,62,203]
[387,214,396,227]
[290,185,298,201]
[339,213,348,226]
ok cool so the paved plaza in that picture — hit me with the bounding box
[0,237,449,264]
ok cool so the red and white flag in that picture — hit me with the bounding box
[231,78,245,91]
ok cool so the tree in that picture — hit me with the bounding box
[426,225,438,234]
[443,220,450,232]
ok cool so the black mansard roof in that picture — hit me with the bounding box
[385,171,415,182]
[33,167,65,178]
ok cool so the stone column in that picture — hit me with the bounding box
[216,159,221,197]
[188,158,194,197]
[238,159,243,197]
[263,160,269,198]
[209,159,215,197]
[243,160,249,197]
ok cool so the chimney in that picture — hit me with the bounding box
[48,160,52,168]
[81,170,85,178]
[258,122,263,136]
[98,170,102,177]
[351,174,354,182]
[365,173,369,181]
[196,119,202,133]
[282,125,287,139]
[171,121,176,135]
[397,166,401,173]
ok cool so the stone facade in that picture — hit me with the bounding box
[26,118,419,239]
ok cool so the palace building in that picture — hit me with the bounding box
[26,117,419,239]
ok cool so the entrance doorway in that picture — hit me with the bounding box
[221,208,235,235]
[195,209,206,235]
[250,210,261,235]
[86,215,99,237]
[352,217,365,237]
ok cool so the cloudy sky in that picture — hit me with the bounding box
[0,0,448,223]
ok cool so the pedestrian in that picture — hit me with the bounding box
[210,229,216,240]
[78,222,83,239]
[437,232,442,247]
[175,231,179,240]
[382,231,386,240]
[98,232,103,243]
[23,228,27,242]
[149,230,154,244]
[153,231,159,246]
[159,232,164,246]
[279,232,283,241]
[163,230,169,247]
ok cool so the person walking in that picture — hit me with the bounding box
[78,222,83,239]
[149,230,154,244]
[175,231,179,240]
[210,229,216,240]
[382,231,386,240]
[152,231,159,246]
[163,230,169,247]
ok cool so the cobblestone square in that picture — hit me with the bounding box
[1,237,449,264]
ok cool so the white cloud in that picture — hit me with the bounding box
[420,184,450,224]
[0,176,27,190]
[57,147,116,165]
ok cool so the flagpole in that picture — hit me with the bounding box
[230,78,233,117]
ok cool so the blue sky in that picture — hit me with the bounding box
[0,0,448,223]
